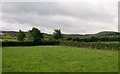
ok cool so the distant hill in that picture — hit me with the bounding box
[95,31,120,37]
[63,31,120,39]
[1,31,120,39]
[1,31,18,36]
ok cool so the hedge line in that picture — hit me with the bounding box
[2,40,59,46]
[66,37,120,42]
[2,40,119,50]
[60,41,120,50]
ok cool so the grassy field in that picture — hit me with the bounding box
[2,46,118,72]
[0,47,2,73]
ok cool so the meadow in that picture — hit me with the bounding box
[2,46,118,72]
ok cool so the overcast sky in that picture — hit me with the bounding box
[1,0,119,34]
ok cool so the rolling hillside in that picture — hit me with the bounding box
[1,31,120,39]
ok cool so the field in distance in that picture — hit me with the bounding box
[3,46,118,72]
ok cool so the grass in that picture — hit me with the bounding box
[0,47,2,73]
[2,46,118,72]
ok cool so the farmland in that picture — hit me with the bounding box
[1,30,119,72]
[2,46,118,72]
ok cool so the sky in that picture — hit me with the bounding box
[1,0,119,34]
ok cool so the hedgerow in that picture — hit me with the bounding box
[2,40,119,50]
[60,41,119,50]
[2,40,59,46]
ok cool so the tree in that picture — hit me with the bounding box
[17,30,25,42]
[28,27,43,42]
[66,37,72,41]
[91,36,98,42]
[72,37,80,42]
[53,29,63,40]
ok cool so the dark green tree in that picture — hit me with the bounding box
[66,37,72,41]
[53,29,63,40]
[17,30,25,42]
[28,27,43,42]
[91,36,98,42]
[72,37,80,42]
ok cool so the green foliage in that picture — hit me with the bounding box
[41,40,59,45]
[66,37,72,41]
[2,30,120,42]
[53,29,63,40]
[72,37,80,41]
[28,27,43,42]
[17,30,25,42]
[2,40,59,46]
[60,41,120,50]
[65,36,120,42]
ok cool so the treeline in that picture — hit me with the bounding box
[2,40,119,50]
[2,40,59,46]
[17,27,120,42]
[65,36,120,42]
[17,27,63,42]
[2,27,120,50]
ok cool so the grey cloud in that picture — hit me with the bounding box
[3,2,116,23]
[1,1,118,34]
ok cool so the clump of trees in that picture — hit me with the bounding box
[17,27,63,42]
[17,30,25,42]
[53,29,63,40]
[17,27,120,43]
[7,27,120,50]
[66,37,72,41]
[28,27,43,42]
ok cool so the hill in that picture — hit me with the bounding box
[1,31,120,39]
[63,31,120,39]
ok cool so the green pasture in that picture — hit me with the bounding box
[2,46,118,72]
[0,47,2,73]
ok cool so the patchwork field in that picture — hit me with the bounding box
[2,46,118,72]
